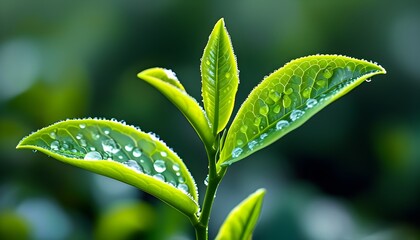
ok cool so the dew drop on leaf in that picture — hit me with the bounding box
[248,140,257,150]
[259,104,269,116]
[124,160,143,173]
[153,173,165,182]
[102,139,120,154]
[273,105,281,114]
[268,90,281,102]
[306,98,318,108]
[76,133,83,140]
[84,151,102,160]
[79,123,86,129]
[153,159,166,173]
[290,110,304,121]
[177,183,189,193]
[124,144,134,152]
[282,95,292,108]
[160,151,168,157]
[232,148,243,158]
[204,175,209,186]
[172,163,180,172]
[240,125,248,133]
[50,140,60,151]
[276,120,289,130]
[132,148,142,157]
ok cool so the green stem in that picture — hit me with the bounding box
[193,139,227,240]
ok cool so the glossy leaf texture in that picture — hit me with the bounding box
[138,68,214,147]
[16,119,199,216]
[219,55,386,166]
[201,18,239,135]
[215,188,266,240]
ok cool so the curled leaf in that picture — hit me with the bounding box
[17,119,199,216]
[138,68,214,147]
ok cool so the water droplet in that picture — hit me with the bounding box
[172,163,180,172]
[232,148,243,158]
[240,125,248,133]
[153,174,165,182]
[160,151,167,157]
[269,90,281,102]
[302,87,312,98]
[79,123,86,129]
[225,72,231,79]
[133,148,142,157]
[284,88,293,95]
[282,95,291,108]
[93,134,100,140]
[276,120,289,130]
[306,98,318,108]
[62,143,69,150]
[50,141,60,151]
[89,147,96,151]
[102,139,120,154]
[248,140,257,150]
[120,120,126,125]
[259,104,269,116]
[49,131,57,139]
[365,78,371,82]
[323,68,333,78]
[84,151,102,160]
[260,133,268,140]
[153,160,166,173]
[32,150,37,153]
[254,117,262,127]
[76,133,83,140]
[204,175,209,186]
[316,80,327,87]
[103,128,111,135]
[290,110,304,121]
[236,139,243,146]
[125,144,134,152]
[206,60,211,65]
[80,139,87,147]
[273,105,281,114]
[124,160,143,173]
[177,183,189,193]
[178,177,185,183]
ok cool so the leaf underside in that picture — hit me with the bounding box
[216,188,266,240]
[138,68,214,147]
[17,119,199,216]
[219,55,386,167]
[201,18,239,135]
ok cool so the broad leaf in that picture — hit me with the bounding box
[138,68,214,147]
[16,119,199,216]
[201,18,239,135]
[216,188,266,240]
[219,55,386,166]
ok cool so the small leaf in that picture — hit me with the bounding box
[219,55,386,166]
[201,18,239,135]
[138,68,214,147]
[216,188,266,240]
[17,119,199,216]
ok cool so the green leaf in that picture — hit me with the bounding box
[219,55,386,167]
[16,119,199,217]
[201,18,239,135]
[138,68,214,147]
[215,188,266,240]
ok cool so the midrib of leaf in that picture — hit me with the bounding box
[212,28,222,136]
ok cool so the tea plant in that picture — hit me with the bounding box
[17,18,386,239]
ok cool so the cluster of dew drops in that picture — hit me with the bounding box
[231,96,321,159]
[47,122,189,194]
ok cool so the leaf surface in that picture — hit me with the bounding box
[219,55,386,166]
[201,18,239,135]
[17,119,199,216]
[216,189,266,240]
[138,68,214,146]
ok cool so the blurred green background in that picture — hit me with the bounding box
[1,0,419,239]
